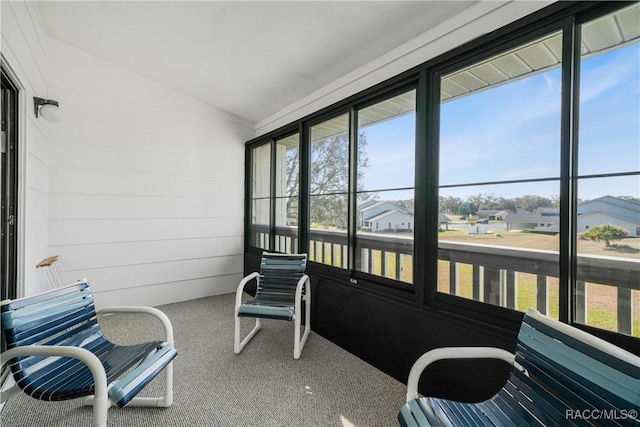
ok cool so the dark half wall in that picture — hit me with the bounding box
[245,251,516,402]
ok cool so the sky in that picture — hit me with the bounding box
[360,42,639,203]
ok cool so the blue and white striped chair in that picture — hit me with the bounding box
[399,309,640,426]
[234,252,311,359]
[0,279,178,427]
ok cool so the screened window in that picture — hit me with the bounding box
[249,143,271,250]
[355,90,416,283]
[244,1,640,345]
[308,114,349,267]
[437,30,563,318]
[575,3,640,337]
[275,133,300,254]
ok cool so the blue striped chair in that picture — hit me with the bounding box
[399,309,640,427]
[234,252,311,359]
[0,279,178,427]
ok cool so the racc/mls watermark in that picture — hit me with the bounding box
[565,409,638,421]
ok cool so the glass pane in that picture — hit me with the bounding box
[437,182,560,318]
[275,133,300,198]
[310,113,349,196]
[355,90,416,284]
[578,4,640,176]
[437,31,563,316]
[273,133,300,254]
[358,90,416,191]
[249,198,270,250]
[309,194,347,268]
[575,4,640,337]
[440,31,563,186]
[249,142,272,250]
[575,176,640,337]
[309,114,349,267]
[356,190,414,283]
[251,143,271,199]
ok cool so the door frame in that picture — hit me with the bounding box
[1,56,26,302]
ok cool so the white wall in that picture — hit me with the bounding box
[1,1,51,295]
[45,38,253,308]
[254,1,553,137]
[2,1,254,307]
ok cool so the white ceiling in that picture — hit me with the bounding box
[36,1,476,124]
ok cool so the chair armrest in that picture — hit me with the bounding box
[406,347,515,402]
[1,345,108,404]
[235,272,260,311]
[97,306,174,346]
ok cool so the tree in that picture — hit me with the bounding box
[514,195,554,213]
[439,196,463,214]
[460,202,478,217]
[582,223,629,247]
[284,132,369,229]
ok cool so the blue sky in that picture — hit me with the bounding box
[360,43,639,202]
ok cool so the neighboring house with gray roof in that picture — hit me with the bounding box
[358,200,413,232]
[577,196,640,237]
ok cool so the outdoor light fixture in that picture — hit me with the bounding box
[33,97,61,122]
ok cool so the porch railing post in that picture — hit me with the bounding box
[575,280,587,324]
[618,287,632,336]
[536,275,548,315]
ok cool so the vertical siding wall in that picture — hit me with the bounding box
[1,1,51,294]
[45,39,253,308]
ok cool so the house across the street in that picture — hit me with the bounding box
[578,196,640,237]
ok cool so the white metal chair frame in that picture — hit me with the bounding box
[1,292,175,427]
[234,254,311,360]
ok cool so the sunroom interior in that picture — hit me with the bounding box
[1,1,639,426]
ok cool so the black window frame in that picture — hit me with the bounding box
[244,1,640,350]
[426,19,570,326]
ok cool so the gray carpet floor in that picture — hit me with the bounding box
[1,292,407,426]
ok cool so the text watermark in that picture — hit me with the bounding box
[565,409,638,421]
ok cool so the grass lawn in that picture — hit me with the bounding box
[438,230,640,259]
[436,231,639,337]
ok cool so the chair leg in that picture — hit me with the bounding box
[234,314,261,354]
[160,362,173,407]
[91,391,109,427]
[293,286,311,360]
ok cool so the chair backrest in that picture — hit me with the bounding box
[256,253,308,305]
[1,281,101,382]
[515,309,640,416]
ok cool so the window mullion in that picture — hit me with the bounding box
[348,108,357,273]
[559,16,579,324]
[269,140,277,252]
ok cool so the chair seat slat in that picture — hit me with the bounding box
[523,316,640,378]
[518,322,638,407]
[504,372,569,427]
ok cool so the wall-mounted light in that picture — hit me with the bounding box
[33,97,62,122]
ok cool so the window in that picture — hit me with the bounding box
[275,133,300,254]
[436,31,563,318]
[248,143,271,250]
[574,4,640,337]
[244,2,640,345]
[355,90,416,283]
[248,134,301,254]
[309,114,349,267]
